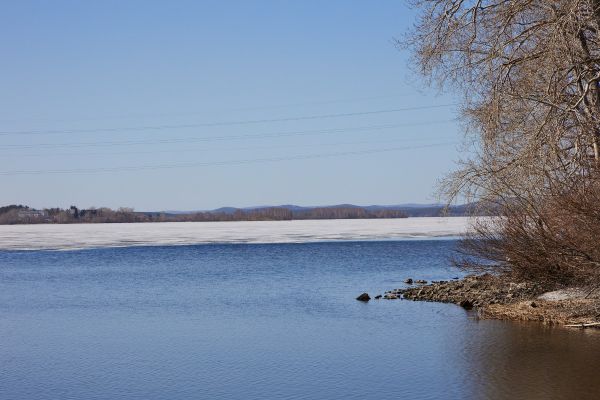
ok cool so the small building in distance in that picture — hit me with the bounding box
[17,210,48,219]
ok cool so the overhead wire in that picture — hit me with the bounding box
[0,119,457,150]
[0,142,458,176]
[3,136,449,158]
[0,104,457,136]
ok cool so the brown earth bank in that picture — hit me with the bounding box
[380,274,600,327]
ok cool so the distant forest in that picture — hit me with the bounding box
[0,203,486,225]
[0,204,414,225]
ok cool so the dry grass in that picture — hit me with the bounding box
[479,299,600,326]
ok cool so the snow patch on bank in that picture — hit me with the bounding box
[537,288,588,301]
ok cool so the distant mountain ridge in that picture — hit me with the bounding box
[160,203,484,217]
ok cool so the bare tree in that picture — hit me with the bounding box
[406,0,600,199]
[405,0,600,285]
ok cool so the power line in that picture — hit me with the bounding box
[5,136,447,158]
[0,104,457,136]
[0,119,456,150]
[0,142,457,176]
[0,93,416,124]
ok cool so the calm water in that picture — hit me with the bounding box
[1,240,599,400]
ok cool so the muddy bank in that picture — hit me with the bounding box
[383,274,600,326]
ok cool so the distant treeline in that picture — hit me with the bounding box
[0,205,409,225]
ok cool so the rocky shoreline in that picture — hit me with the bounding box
[398,274,543,307]
[362,274,600,326]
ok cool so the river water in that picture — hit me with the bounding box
[0,222,599,399]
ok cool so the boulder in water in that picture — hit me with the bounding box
[356,293,371,302]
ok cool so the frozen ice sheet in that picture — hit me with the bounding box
[0,217,474,251]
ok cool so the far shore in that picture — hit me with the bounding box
[0,203,485,225]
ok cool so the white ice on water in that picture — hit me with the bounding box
[0,217,473,251]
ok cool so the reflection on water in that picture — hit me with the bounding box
[0,241,598,400]
[464,321,600,399]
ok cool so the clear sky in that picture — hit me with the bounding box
[0,0,462,211]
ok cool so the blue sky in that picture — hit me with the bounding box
[0,1,462,211]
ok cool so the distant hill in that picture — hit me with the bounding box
[196,203,487,218]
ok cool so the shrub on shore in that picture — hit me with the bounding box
[458,177,600,288]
